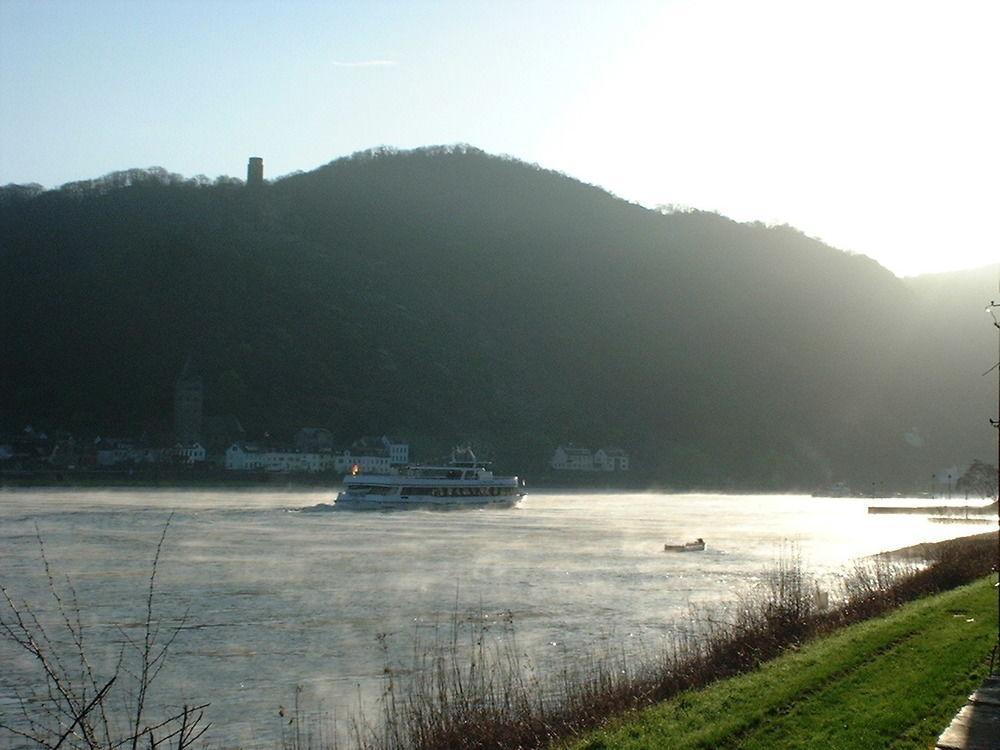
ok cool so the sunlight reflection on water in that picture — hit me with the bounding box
[0,489,988,747]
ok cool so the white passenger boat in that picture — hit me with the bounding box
[335,449,525,509]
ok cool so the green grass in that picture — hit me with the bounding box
[565,577,998,750]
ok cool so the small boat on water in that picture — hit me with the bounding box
[664,538,705,552]
[335,447,525,509]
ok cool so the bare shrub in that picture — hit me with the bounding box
[278,685,342,750]
[838,554,915,619]
[0,518,209,750]
[838,535,996,625]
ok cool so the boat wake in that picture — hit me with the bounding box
[291,502,339,513]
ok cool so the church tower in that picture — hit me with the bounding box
[174,357,203,444]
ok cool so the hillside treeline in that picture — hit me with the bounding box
[1,146,995,489]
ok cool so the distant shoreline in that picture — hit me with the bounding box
[3,471,995,500]
[0,471,340,490]
[868,500,997,515]
[0,469,709,492]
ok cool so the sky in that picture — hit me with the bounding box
[1,0,997,277]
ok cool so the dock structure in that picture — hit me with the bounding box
[936,676,1000,749]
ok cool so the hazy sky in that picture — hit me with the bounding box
[1,0,996,277]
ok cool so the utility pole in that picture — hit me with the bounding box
[988,299,999,675]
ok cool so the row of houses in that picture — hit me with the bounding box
[224,435,408,474]
[550,445,630,472]
[97,441,207,466]
[0,431,210,470]
[93,433,409,474]
[6,426,632,478]
[1,426,411,476]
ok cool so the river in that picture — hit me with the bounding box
[0,489,987,747]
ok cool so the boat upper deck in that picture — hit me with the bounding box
[345,464,519,486]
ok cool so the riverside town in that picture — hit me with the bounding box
[0,360,632,483]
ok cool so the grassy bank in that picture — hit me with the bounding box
[565,576,998,750]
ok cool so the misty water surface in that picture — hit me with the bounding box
[0,489,987,747]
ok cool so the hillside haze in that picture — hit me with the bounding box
[1,146,995,489]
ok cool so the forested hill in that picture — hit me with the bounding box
[1,146,995,490]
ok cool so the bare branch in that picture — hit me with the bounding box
[130,513,173,750]
[110,704,209,750]
[1,516,209,750]
[52,676,116,750]
[0,719,54,748]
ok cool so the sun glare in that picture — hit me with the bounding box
[540,0,999,276]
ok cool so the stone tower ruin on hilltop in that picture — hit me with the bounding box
[247,156,263,187]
